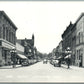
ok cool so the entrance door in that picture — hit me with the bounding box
[4,50,7,62]
[2,50,7,65]
[79,56,82,67]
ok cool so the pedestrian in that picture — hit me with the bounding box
[67,58,71,69]
[58,59,61,67]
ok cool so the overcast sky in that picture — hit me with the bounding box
[0,1,84,54]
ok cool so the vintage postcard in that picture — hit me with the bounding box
[0,1,83,83]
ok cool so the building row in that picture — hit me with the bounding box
[0,11,37,66]
[52,13,84,67]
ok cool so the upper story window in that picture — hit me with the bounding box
[6,28,8,41]
[77,50,79,60]
[0,27,2,38]
[3,25,5,39]
[76,32,83,45]
[79,32,80,44]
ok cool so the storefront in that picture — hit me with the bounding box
[0,39,16,66]
[0,11,17,66]
[76,45,83,67]
[16,42,28,64]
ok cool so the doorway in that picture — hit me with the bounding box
[79,55,82,67]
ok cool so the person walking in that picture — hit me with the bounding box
[67,58,71,69]
[58,59,61,67]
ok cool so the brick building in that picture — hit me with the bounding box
[17,34,36,59]
[62,13,84,67]
[71,23,76,65]
[62,22,73,52]
[16,42,27,64]
[75,13,84,67]
[62,22,74,64]
[0,11,17,66]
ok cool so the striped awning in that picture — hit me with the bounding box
[65,54,71,59]
[57,57,61,59]
[17,54,27,59]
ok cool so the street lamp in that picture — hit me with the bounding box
[10,47,17,68]
[66,47,71,69]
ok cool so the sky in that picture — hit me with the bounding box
[0,1,84,54]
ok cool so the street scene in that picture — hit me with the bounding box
[0,1,84,83]
[0,61,84,82]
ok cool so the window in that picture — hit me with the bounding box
[77,50,78,60]
[9,31,11,42]
[0,27,2,38]
[79,32,80,44]
[13,33,16,44]
[6,28,8,41]
[3,25,5,39]
[80,32,83,43]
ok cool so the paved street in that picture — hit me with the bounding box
[0,61,84,82]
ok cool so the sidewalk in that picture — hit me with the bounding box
[61,64,84,70]
[0,65,22,69]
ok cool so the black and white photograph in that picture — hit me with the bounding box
[0,1,84,83]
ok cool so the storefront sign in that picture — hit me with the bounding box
[2,40,15,49]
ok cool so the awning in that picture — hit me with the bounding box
[17,54,28,59]
[65,54,71,59]
[56,56,62,60]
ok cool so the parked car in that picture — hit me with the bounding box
[53,60,59,67]
[28,59,34,64]
[50,59,54,65]
[50,59,59,67]
[21,60,29,66]
[43,59,47,64]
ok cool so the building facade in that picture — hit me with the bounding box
[0,11,17,66]
[55,46,60,59]
[16,42,28,64]
[17,34,36,59]
[58,41,63,59]
[62,22,75,65]
[71,23,76,65]
[62,22,73,52]
[61,13,84,67]
[52,48,56,59]
[16,42,24,55]
[75,13,84,67]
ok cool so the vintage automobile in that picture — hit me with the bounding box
[21,59,29,66]
[43,59,47,64]
[50,59,59,67]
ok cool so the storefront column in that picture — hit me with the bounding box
[75,49,78,66]
[82,47,84,67]
[0,47,3,66]
[6,50,11,65]
[1,26,3,38]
